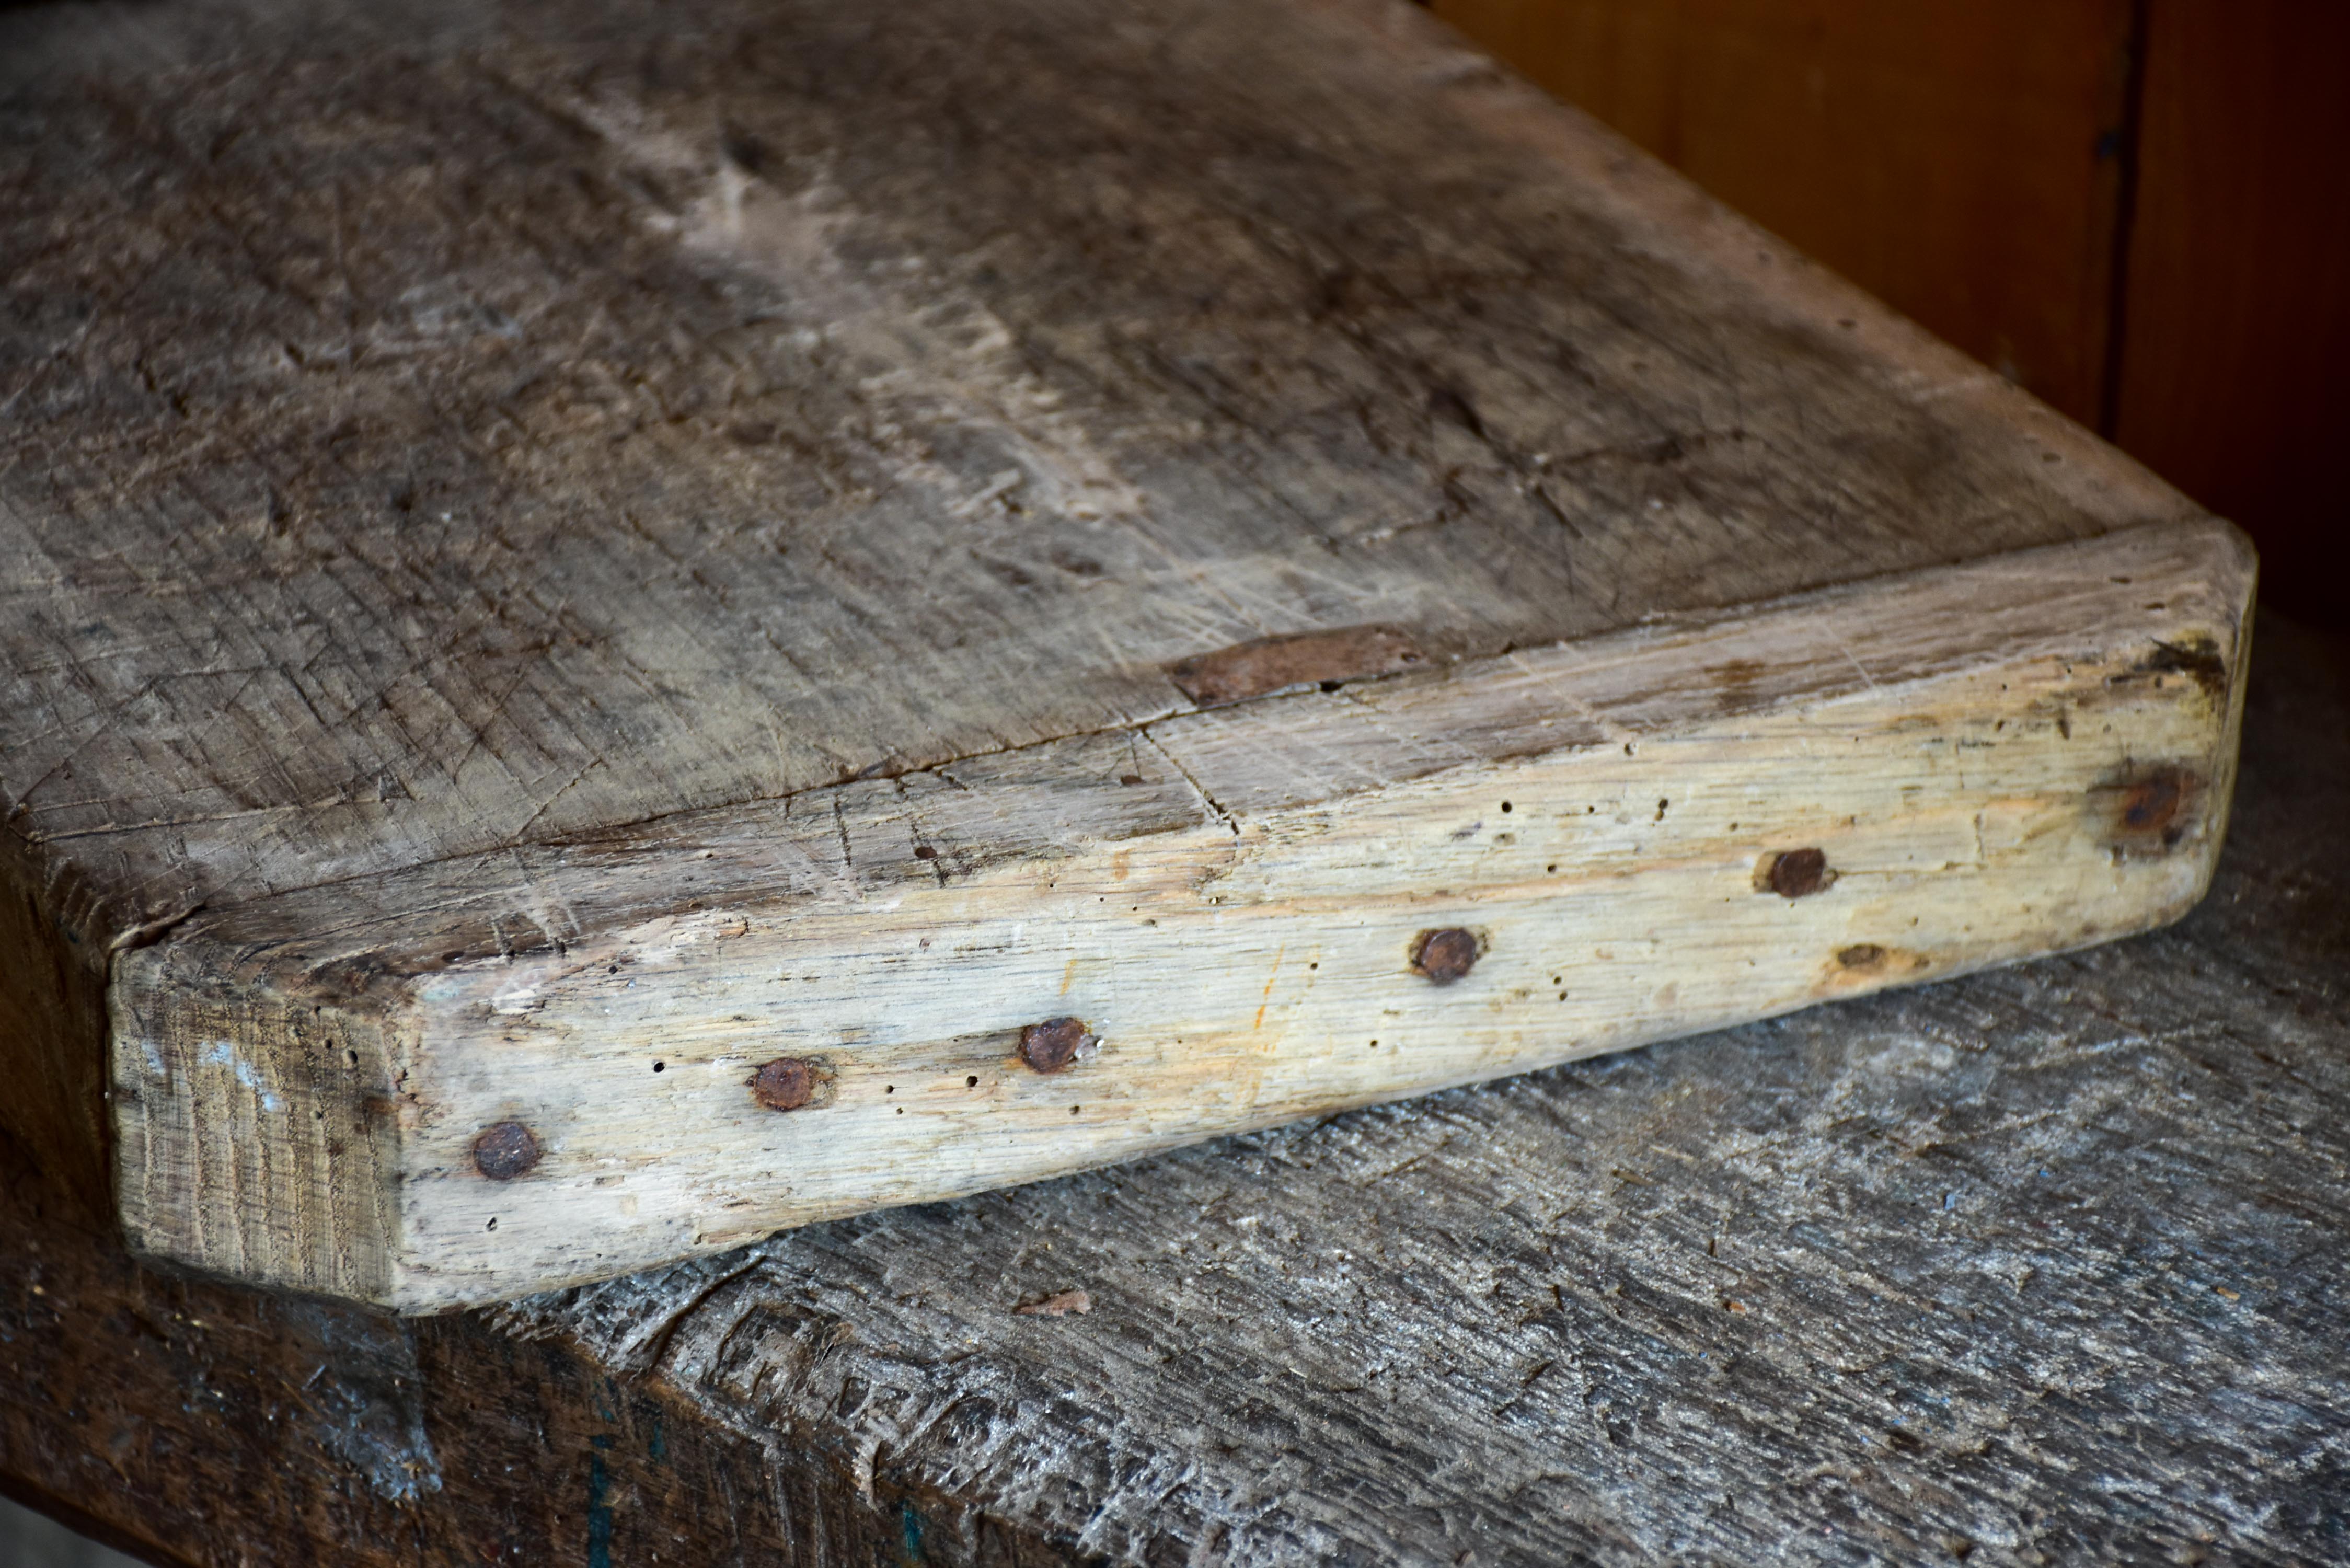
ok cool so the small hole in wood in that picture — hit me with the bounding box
[486,1217,497,1230]
[1500,801,1512,813]
[967,1075,980,1087]
[652,1061,664,1073]
[1070,1104,1081,1115]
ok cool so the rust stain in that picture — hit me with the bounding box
[2095,763,2203,857]
[1019,1016,1095,1074]
[750,1057,823,1112]
[1823,943,1932,989]
[1757,848,1832,899]
[1409,927,1480,984]
[1254,941,1286,1030]
[471,1121,540,1181]
[1168,624,1425,706]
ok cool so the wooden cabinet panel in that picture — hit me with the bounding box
[2115,0,2350,627]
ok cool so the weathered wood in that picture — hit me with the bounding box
[1,0,2239,1302]
[111,520,2251,1308]
[1,611,2342,1566]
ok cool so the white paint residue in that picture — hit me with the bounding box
[200,1040,283,1113]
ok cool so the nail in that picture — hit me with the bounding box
[1761,847,1830,899]
[2119,770,2185,836]
[1020,1017,1096,1074]
[472,1121,540,1181]
[2097,763,2199,858]
[1410,927,1480,984]
[751,1057,820,1112]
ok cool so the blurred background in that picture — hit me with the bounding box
[1435,0,2348,628]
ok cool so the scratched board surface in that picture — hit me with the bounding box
[0,0,2196,942]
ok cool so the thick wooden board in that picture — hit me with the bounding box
[0,0,2233,1297]
[1,613,2342,1567]
[111,520,2250,1308]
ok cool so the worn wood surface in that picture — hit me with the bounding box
[4,610,2343,1564]
[0,0,2233,1301]
[107,520,2251,1308]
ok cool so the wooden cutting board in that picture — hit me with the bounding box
[0,0,2250,1311]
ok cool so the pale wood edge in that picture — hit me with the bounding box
[109,517,2256,1308]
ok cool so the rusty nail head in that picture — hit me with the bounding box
[1020,1017,1095,1074]
[472,1121,540,1181]
[1410,927,1480,984]
[752,1057,820,1112]
[2120,773,2184,834]
[1767,848,1830,899]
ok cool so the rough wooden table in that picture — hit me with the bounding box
[4,614,2344,1564]
[0,0,2253,1311]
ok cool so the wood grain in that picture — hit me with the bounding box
[0,0,2231,1301]
[1,610,2341,1567]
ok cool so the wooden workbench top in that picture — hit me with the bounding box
[3,612,2342,1564]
